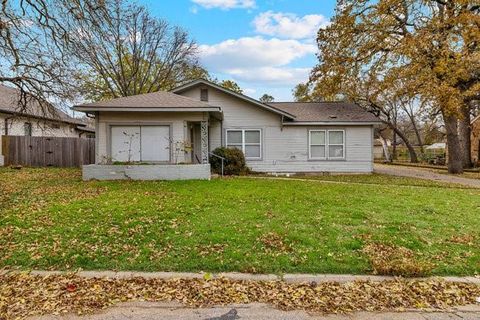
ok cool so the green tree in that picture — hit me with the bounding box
[292,83,313,102]
[219,80,243,94]
[259,94,274,103]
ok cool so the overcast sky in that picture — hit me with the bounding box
[140,0,335,101]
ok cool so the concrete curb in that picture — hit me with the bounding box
[1,270,479,284]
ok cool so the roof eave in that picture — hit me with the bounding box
[0,108,83,126]
[282,121,382,126]
[171,79,296,120]
[72,106,223,112]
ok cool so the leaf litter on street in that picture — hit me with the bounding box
[0,272,479,319]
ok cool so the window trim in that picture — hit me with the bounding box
[24,122,32,137]
[226,129,262,160]
[327,130,346,160]
[308,130,326,160]
[308,129,345,160]
[200,88,209,102]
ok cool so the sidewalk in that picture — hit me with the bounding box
[6,269,480,284]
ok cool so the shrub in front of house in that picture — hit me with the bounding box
[210,147,249,175]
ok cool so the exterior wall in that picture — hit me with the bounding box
[472,117,480,165]
[83,164,211,181]
[179,86,374,173]
[0,113,80,138]
[96,111,208,164]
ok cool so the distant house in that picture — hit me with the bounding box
[0,85,94,138]
[73,79,381,180]
[472,115,480,165]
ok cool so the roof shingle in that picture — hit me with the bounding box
[0,84,84,125]
[269,102,381,123]
[75,91,215,109]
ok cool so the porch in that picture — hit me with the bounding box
[82,110,222,181]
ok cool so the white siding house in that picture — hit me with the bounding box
[0,85,94,166]
[74,79,381,180]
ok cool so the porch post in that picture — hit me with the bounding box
[200,120,209,164]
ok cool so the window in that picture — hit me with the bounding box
[309,130,326,159]
[309,130,345,160]
[200,89,209,102]
[24,122,32,136]
[226,129,261,159]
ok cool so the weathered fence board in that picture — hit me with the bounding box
[1,136,95,167]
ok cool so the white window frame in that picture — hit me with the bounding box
[327,130,346,160]
[309,129,345,160]
[226,129,262,160]
[308,130,327,160]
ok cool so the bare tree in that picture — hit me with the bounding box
[1,0,201,109]
[62,0,199,101]
[0,0,109,116]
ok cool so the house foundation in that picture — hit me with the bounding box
[82,164,211,181]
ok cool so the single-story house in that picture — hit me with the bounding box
[0,84,94,166]
[73,79,381,180]
[0,85,94,139]
[472,114,480,165]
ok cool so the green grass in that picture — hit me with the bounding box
[0,168,479,275]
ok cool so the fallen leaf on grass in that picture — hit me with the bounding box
[362,243,434,277]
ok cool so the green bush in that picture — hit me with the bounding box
[210,147,248,175]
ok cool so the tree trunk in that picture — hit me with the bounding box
[409,114,424,154]
[458,105,472,168]
[443,112,464,174]
[386,122,418,163]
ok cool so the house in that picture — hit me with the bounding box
[0,85,94,138]
[0,84,95,166]
[73,79,381,180]
[472,115,480,165]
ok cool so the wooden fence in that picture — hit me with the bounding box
[1,135,95,167]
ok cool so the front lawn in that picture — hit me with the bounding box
[0,168,478,275]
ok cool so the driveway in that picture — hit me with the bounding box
[374,164,480,188]
[32,302,480,320]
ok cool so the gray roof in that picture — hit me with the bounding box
[0,84,85,125]
[269,102,381,123]
[74,90,216,110]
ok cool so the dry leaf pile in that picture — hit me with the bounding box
[363,243,434,276]
[1,273,479,319]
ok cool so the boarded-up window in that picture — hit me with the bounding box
[110,125,170,162]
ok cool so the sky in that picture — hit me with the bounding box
[139,0,336,101]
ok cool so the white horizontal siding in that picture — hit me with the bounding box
[178,86,374,173]
[0,113,80,138]
[96,111,206,164]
